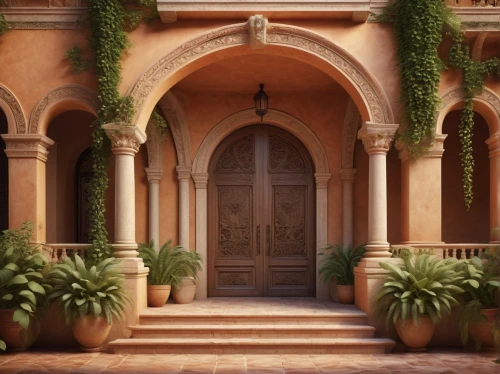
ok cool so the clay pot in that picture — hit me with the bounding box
[469,308,499,350]
[336,285,355,304]
[0,309,41,352]
[72,316,111,352]
[172,277,197,304]
[147,285,171,307]
[395,315,436,351]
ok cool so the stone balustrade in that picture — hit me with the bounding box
[43,243,90,263]
[391,243,498,260]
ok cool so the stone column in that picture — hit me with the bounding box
[192,172,209,300]
[176,166,191,249]
[103,123,148,339]
[1,134,54,243]
[145,168,163,250]
[397,135,447,245]
[354,122,398,317]
[315,172,331,300]
[487,132,500,242]
[340,169,356,248]
[357,122,398,257]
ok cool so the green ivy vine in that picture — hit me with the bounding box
[380,0,500,210]
[0,13,7,36]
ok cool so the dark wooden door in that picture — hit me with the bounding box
[208,125,315,297]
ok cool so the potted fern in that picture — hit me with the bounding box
[47,255,128,352]
[455,256,500,350]
[138,240,203,306]
[376,251,464,351]
[0,223,49,351]
[319,244,365,304]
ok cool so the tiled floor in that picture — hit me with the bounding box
[0,350,498,373]
[140,297,365,316]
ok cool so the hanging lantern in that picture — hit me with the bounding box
[254,84,269,122]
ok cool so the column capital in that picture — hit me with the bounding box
[103,123,147,155]
[340,168,356,181]
[192,173,209,189]
[357,122,398,155]
[176,166,192,180]
[1,134,54,162]
[314,173,331,189]
[396,134,447,161]
[486,132,500,157]
[145,167,163,183]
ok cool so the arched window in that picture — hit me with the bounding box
[76,148,94,243]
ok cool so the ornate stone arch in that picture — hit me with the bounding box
[191,109,331,300]
[0,85,27,134]
[341,99,361,170]
[28,85,100,135]
[192,109,329,175]
[129,22,394,130]
[437,86,500,135]
[157,91,192,167]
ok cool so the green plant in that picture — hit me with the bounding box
[151,110,169,136]
[0,13,8,36]
[455,256,500,348]
[376,252,464,327]
[0,223,50,330]
[319,244,366,285]
[66,46,90,74]
[47,255,128,325]
[138,240,203,290]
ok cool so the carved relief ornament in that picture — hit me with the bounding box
[130,24,394,126]
[357,122,399,155]
[0,85,27,134]
[103,123,147,153]
[248,15,268,50]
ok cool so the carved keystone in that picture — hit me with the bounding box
[248,15,268,50]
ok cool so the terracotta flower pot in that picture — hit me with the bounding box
[172,277,197,304]
[147,285,171,307]
[336,285,354,304]
[395,315,436,351]
[0,309,41,352]
[469,308,499,350]
[72,316,111,352]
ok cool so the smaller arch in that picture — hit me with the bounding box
[341,99,361,169]
[0,85,27,134]
[28,84,100,135]
[437,86,500,135]
[192,109,329,175]
[157,91,192,167]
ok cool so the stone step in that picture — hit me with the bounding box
[129,324,376,339]
[109,337,396,355]
[138,312,368,326]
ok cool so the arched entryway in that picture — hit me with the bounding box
[208,125,316,297]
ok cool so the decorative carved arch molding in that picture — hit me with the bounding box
[191,109,332,300]
[129,22,395,130]
[0,85,27,134]
[28,85,100,135]
[437,86,500,136]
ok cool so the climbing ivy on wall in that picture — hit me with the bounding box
[0,13,8,36]
[380,0,500,210]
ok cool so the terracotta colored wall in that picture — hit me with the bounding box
[442,111,490,243]
[0,109,8,232]
[46,110,94,242]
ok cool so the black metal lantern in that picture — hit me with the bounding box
[254,84,268,122]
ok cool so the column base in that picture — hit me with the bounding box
[107,257,149,343]
[364,242,392,258]
[113,243,139,259]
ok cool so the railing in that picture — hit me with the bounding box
[391,243,498,260]
[42,243,90,263]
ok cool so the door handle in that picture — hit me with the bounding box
[256,225,260,256]
[266,224,271,256]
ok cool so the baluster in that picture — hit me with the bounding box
[59,248,68,263]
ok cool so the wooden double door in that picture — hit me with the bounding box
[208,125,316,297]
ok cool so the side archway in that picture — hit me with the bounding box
[28,85,100,135]
[0,85,27,134]
[191,109,331,300]
[129,23,394,131]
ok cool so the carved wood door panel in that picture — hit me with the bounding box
[208,125,315,297]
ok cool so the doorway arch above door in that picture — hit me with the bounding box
[192,109,331,300]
